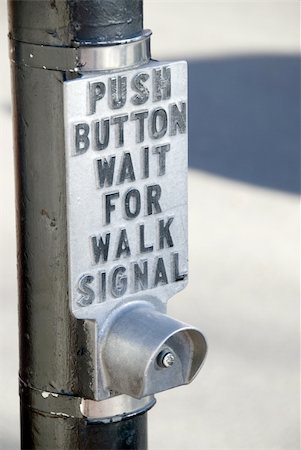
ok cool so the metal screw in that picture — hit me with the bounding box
[158,351,175,368]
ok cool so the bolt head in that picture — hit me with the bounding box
[161,352,175,368]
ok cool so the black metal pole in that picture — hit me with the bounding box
[9,1,150,449]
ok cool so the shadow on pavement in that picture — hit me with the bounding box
[188,55,300,194]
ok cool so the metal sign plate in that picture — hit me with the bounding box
[64,60,188,319]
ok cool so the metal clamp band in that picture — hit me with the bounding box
[10,30,151,72]
[20,381,155,423]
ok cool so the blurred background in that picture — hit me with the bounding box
[0,1,299,449]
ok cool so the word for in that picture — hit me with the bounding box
[102,184,162,225]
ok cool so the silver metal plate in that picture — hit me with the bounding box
[64,60,188,319]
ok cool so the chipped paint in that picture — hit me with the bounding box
[41,391,50,398]
[50,411,75,418]
[41,391,58,399]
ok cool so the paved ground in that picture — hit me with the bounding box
[0,1,299,449]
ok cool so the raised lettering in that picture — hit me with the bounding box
[124,189,141,219]
[76,274,95,306]
[159,217,174,249]
[169,102,186,135]
[111,266,127,297]
[108,76,127,109]
[99,271,106,302]
[74,123,89,155]
[93,119,110,151]
[118,152,135,184]
[116,228,131,259]
[91,233,110,263]
[141,146,149,179]
[131,110,148,143]
[133,260,148,292]
[152,67,171,101]
[172,252,188,281]
[105,192,119,224]
[153,257,168,287]
[153,143,170,176]
[139,224,153,253]
[111,114,128,147]
[131,73,150,105]
[95,156,115,188]
[146,184,162,215]
[88,81,106,115]
[149,108,168,139]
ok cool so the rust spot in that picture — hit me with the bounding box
[41,209,50,219]
[49,0,57,11]
[46,29,59,38]
[41,209,56,228]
